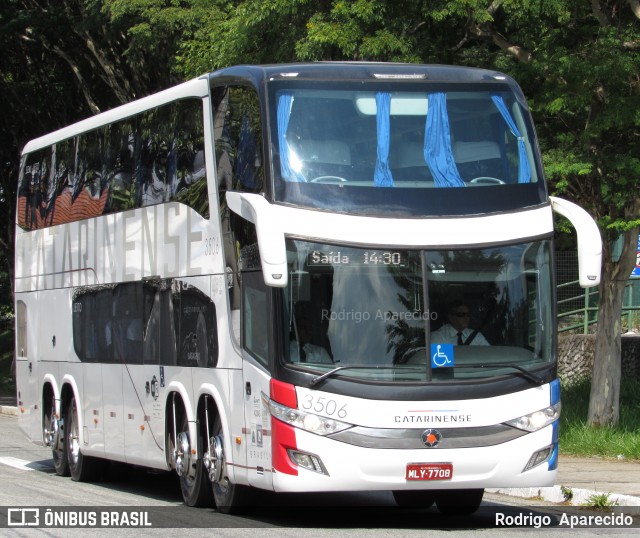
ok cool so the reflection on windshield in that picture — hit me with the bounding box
[284,239,553,383]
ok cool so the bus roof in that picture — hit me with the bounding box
[21,76,210,155]
[208,62,521,87]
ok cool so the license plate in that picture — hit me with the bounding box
[406,463,453,481]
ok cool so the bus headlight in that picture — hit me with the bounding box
[505,402,561,432]
[268,400,353,435]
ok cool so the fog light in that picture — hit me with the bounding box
[286,449,329,475]
[523,444,554,472]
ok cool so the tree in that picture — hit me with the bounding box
[0,0,190,321]
[159,0,640,427]
[2,0,638,427]
[531,2,640,427]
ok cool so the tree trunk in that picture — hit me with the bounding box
[587,226,638,427]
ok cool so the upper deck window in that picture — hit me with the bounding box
[270,83,546,216]
[17,98,208,231]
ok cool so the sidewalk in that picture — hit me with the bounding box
[0,400,637,507]
[489,455,640,507]
[0,394,16,416]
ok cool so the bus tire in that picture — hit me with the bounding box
[178,411,214,507]
[434,488,484,515]
[66,398,101,482]
[392,490,435,508]
[210,413,250,514]
[44,398,70,477]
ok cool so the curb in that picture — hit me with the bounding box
[487,486,640,507]
[0,405,18,416]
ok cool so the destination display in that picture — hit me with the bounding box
[307,249,409,267]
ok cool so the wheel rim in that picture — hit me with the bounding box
[175,431,190,477]
[206,434,224,484]
[68,401,80,467]
[44,401,58,448]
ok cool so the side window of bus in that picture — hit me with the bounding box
[18,148,50,230]
[242,270,270,366]
[148,280,179,367]
[73,283,143,364]
[111,284,144,365]
[137,100,208,217]
[18,99,208,232]
[72,279,217,367]
[172,280,218,368]
[212,85,264,332]
[212,85,264,198]
[105,120,136,213]
[72,291,99,363]
[171,100,208,217]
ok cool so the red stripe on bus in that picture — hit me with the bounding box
[271,416,298,476]
[270,379,297,408]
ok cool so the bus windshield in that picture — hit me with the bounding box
[283,239,554,383]
[271,84,545,216]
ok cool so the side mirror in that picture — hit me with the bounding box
[550,196,602,287]
[225,192,288,287]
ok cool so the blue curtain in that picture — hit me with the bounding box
[277,93,305,182]
[374,92,394,187]
[423,92,465,188]
[491,95,531,183]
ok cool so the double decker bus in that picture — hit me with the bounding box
[14,63,601,514]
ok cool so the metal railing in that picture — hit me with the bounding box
[557,279,640,334]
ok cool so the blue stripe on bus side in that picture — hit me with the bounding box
[548,420,559,470]
[550,378,560,406]
[548,378,561,470]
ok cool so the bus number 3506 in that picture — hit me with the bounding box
[301,395,348,419]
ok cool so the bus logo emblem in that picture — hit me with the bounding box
[421,429,442,448]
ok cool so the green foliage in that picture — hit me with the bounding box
[560,377,640,461]
[584,492,615,510]
[560,485,573,502]
[0,1,639,428]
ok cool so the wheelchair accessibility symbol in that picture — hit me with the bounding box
[430,343,454,368]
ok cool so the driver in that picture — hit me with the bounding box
[431,300,489,346]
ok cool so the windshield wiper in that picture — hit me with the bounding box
[457,363,545,385]
[309,363,544,387]
[309,365,423,387]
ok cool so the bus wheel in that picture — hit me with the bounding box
[45,399,69,477]
[208,413,249,514]
[392,490,435,508]
[435,489,484,515]
[177,411,214,507]
[66,398,101,482]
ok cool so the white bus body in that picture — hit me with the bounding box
[14,63,601,514]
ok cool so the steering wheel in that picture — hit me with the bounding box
[469,177,505,185]
[310,176,348,184]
